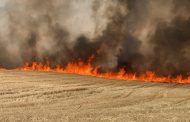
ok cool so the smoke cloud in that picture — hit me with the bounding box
[0,0,190,76]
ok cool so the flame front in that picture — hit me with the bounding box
[18,59,190,84]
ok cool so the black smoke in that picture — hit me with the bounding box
[148,17,190,76]
[0,0,190,76]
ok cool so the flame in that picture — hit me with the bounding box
[17,57,190,84]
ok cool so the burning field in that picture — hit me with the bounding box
[0,0,190,83]
[0,0,190,121]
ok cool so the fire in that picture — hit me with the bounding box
[18,59,190,84]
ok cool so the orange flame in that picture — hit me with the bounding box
[18,58,190,84]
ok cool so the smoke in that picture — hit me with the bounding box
[0,0,112,67]
[148,16,190,76]
[0,0,190,76]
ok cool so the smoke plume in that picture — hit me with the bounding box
[0,0,190,76]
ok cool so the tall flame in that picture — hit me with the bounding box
[18,57,190,84]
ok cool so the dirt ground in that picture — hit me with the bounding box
[0,70,190,122]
